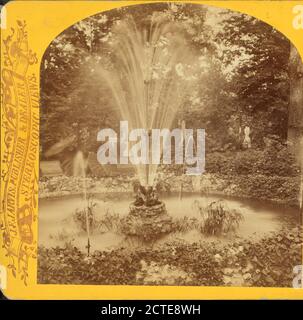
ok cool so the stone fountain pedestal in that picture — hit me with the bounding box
[121,202,173,242]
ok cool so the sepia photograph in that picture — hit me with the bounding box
[37,2,302,287]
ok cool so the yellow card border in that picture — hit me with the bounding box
[1,0,303,300]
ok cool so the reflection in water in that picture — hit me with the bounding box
[39,193,300,252]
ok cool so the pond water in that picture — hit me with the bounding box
[38,192,300,252]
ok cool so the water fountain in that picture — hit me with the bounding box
[98,15,195,186]
[73,150,91,256]
[96,15,196,239]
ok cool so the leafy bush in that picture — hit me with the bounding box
[205,147,300,177]
[228,174,300,205]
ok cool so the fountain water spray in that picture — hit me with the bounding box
[73,150,91,256]
[97,14,196,187]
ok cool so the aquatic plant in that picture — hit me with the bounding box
[192,200,244,236]
[171,216,199,233]
[96,210,124,234]
[73,194,97,232]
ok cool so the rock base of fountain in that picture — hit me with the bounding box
[121,202,173,242]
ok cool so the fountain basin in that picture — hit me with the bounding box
[38,193,300,252]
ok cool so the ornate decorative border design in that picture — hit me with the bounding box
[1,20,38,285]
[0,1,302,299]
